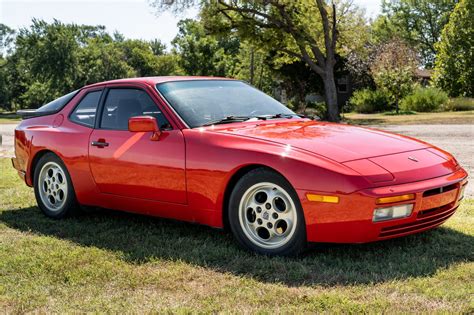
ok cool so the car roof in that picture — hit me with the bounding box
[84,76,235,89]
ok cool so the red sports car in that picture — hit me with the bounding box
[12,77,468,256]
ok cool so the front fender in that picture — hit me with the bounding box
[183,129,371,227]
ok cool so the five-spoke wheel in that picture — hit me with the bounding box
[229,168,306,256]
[239,182,297,249]
[34,153,78,218]
[38,161,68,211]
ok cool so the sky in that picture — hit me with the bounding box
[1,0,381,46]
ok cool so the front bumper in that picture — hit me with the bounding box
[299,167,468,243]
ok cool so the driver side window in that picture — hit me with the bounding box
[100,88,170,130]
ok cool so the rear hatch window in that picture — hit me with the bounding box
[37,90,79,113]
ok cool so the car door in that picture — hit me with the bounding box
[88,86,187,204]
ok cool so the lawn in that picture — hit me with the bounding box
[0,158,473,313]
[344,110,474,125]
[0,113,20,124]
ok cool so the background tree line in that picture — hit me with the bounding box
[0,0,472,120]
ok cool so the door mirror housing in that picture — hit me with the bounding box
[128,116,161,140]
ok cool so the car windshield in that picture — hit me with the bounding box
[156,80,296,128]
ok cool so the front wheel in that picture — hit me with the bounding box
[228,168,306,256]
[34,153,79,219]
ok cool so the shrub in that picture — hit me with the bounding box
[306,101,327,120]
[443,97,474,111]
[400,87,448,112]
[349,89,391,113]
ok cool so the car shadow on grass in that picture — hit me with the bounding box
[1,206,473,287]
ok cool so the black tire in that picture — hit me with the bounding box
[228,168,306,256]
[33,152,79,219]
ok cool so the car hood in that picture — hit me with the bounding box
[212,120,428,163]
[212,120,459,184]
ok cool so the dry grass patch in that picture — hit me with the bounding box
[344,110,474,125]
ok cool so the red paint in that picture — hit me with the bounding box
[11,77,468,243]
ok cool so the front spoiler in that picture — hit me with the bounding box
[299,167,468,243]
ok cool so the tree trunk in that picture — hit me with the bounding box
[249,48,255,85]
[322,70,339,122]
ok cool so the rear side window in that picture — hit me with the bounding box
[100,88,170,130]
[69,91,102,127]
[37,90,79,113]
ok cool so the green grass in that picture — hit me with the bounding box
[344,110,474,125]
[382,110,417,116]
[0,112,20,124]
[0,158,473,312]
[444,97,474,111]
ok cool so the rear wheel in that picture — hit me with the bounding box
[34,153,79,218]
[228,168,306,256]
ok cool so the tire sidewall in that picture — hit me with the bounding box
[33,153,77,219]
[228,168,307,256]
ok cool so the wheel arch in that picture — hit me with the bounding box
[221,164,291,231]
[28,149,58,186]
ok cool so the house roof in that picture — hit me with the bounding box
[414,69,433,78]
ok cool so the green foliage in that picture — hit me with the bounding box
[400,87,448,112]
[77,38,135,85]
[150,39,167,56]
[267,60,323,112]
[0,58,10,108]
[443,97,474,111]
[0,23,15,57]
[198,0,370,122]
[0,20,183,110]
[383,110,416,116]
[370,39,417,107]
[172,19,240,77]
[433,0,473,97]
[374,0,457,67]
[305,101,327,119]
[120,39,179,77]
[349,88,391,113]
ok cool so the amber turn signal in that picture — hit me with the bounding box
[376,194,415,204]
[306,194,339,203]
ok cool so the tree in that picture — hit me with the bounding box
[11,19,85,108]
[433,0,473,97]
[374,0,458,67]
[150,39,167,56]
[271,60,322,113]
[370,38,418,112]
[152,0,366,122]
[78,37,135,85]
[234,41,274,92]
[1,19,183,109]
[172,19,240,77]
[0,24,15,57]
[0,24,16,108]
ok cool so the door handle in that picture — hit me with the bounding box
[91,140,109,147]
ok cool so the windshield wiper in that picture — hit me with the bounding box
[256,113,297,120]
[201,116,252,127]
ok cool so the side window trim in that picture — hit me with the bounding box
[94,87,109,129]
[68,88,103,128]
[97,86,172,131]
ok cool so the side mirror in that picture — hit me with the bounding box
[128,116,161,141]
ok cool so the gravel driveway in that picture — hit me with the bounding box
[0,124,16,159]
[376,124,473,197]
[1,123,472,196]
